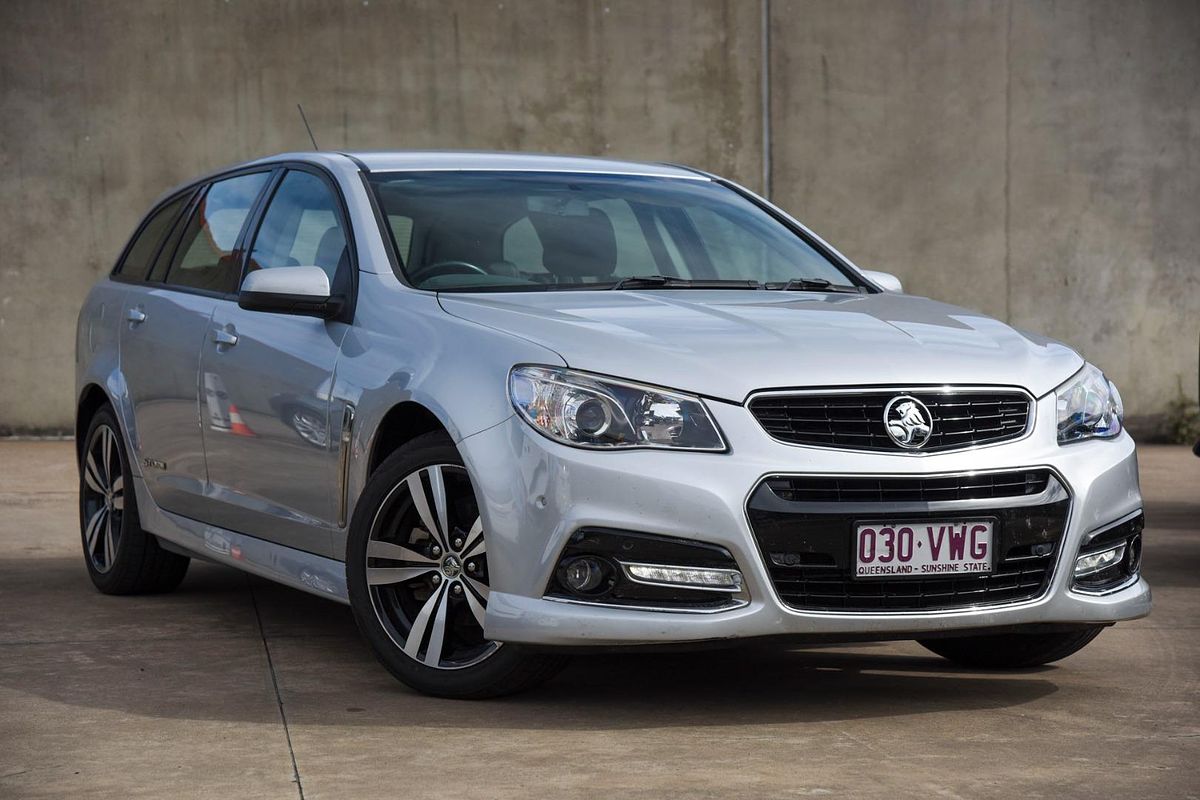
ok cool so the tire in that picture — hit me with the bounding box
[918,626,1105,669]
[79,405,190,594]
[346,432,568,698]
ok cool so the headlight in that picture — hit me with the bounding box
[1055,362,1124,444]
[509,366,726,451]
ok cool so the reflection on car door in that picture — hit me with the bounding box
[196,169,352,557]
[121,172,271,518]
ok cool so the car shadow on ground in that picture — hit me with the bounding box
[12,488,1193,731]
[1,555,1067,730]
[494,647,1062,729]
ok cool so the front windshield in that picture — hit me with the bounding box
[367,171,862,292]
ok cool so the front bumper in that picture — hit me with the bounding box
[459,393,1151,647]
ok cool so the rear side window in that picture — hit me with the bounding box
[247,170,348,284]
[164,172,270,294]
[114,194,189,282]
[146,196,194,283]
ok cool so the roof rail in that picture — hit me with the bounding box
[336,151,372,173]
[653,161,716,180]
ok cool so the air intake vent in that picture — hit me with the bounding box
[766,470,1051,504]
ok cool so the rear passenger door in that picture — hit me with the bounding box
[195,168,354,556]
[120,171,271,518]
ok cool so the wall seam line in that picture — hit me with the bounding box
[761,0,772,199]
[1004,0,1013,323]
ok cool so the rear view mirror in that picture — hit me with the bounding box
[238,266,341,318]
[862,269,904,293]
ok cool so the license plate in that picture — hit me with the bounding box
[854,520,995,579]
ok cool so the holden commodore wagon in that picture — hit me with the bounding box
[75,151,1150,697]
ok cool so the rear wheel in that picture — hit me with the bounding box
[918,626,1105,669]
[79,406,190,594]
[346,432,567,698]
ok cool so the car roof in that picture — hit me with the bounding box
[253,150,710,179]
[149,151,711,213]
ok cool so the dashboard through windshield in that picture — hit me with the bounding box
[366,171,863,293]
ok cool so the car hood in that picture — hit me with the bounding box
[438,290,1083,402]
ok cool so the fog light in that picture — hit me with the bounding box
[1074,543,1126,578]
[1125,534,1142,573]
[546,529,746,610]
[622,562,744,592]
[561,557,606,593]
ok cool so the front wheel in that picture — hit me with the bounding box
[918,626,1105,669]
[346,432,567,698]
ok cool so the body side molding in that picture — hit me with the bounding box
[131,474,349,604]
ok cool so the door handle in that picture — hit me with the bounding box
[212,329,239,347]
[126,308,147,324]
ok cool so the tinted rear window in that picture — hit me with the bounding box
[114,193,190,282]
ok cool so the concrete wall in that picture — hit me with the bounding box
[1,0,1196,434]
[772,0,1200,435]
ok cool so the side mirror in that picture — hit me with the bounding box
[862,269,904,293]
[238,266,342,318]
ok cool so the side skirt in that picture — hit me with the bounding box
[132,475,350,604]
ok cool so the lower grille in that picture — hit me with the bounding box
[748,470,1069,612]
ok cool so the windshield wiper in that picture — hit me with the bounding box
[609,275,764,290]
[770,277,863,294]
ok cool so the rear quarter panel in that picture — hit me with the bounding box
[75,280,137,471]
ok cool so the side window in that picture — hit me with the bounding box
[589,200,656,276]
[247,170,348,284]
[502,217,545,274]
[683,206,762,281]
[115,193,189,281]
[684,206,830,283]
[147,199,193,283]
[164,172,270,293]
[387,215,413,265]
[652,214,692,278]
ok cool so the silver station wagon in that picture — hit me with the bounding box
[75,152,1150,697]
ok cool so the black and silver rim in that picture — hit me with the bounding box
[290,409,327,446]
[366,464,498,670]
[81,424,124,573]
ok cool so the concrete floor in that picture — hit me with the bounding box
[0,441,1196,800]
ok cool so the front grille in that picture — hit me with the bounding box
[749,389,1031,452]
[765,470,1050,504]
[748,470,1068,612]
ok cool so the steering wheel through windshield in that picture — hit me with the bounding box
[407,260,490,285]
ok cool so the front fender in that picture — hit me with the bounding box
[333,273,565,556]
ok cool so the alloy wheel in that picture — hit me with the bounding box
[81,424,124,573]
[290,409,327,446]
[365,464,499,670]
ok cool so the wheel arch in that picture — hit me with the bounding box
[365,400,451,477]
[75,383,115,464]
